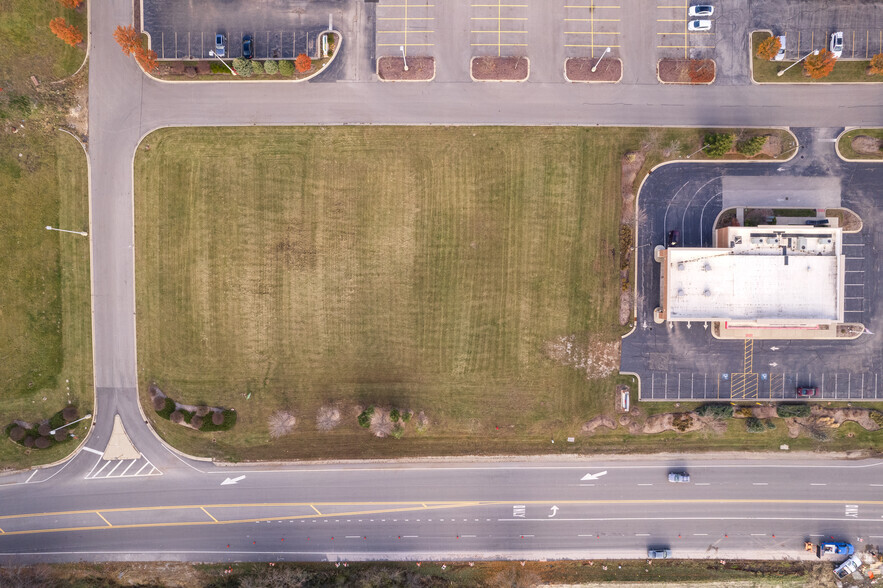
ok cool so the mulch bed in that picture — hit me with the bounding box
[377,56,435,81]
[471,56,529,81]
[565,57,622,82]
[658,59,715,84]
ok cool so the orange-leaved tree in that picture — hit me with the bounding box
[134,47,158,73]
[114,25,142,56]
[49,17,83,47]
[756,36,781,61]
[56,0,84,8]
[803,49,836,79]
[295,53,312,73]
[870,53,883,75]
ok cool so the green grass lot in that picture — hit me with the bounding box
[0,129,93,469]
[136,126,869,463]
[838,128,883,160]
[751,32,881,83]
[0,0,87,95]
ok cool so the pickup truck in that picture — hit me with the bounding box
[833,554,862,579]
[821,541,855,556]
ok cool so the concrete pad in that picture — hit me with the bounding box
[722,176,840,209]
[103,415,141,461]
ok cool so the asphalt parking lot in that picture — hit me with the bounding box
[621,128,883,402]
[563,0,622,61]
[751,0,883,60]
[375,0,435,59]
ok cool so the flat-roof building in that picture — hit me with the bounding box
[655,225,845,328]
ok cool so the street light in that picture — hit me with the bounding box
[208,50,237,76]
[777,49,818,77]
[591,47,611,73]
[686,144,710,159]
[399,45,409,71]
[49,413,92,436]
[46,225,87,237]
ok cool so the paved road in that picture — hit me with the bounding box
[2,0,881,564]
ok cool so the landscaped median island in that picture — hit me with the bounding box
[838,128,883,160]
[751,31,883,83]
[377,56,435,81]
[657,59,715,84]
[471,56,529,81]
[565,57,622,83]
[134,126,883,463]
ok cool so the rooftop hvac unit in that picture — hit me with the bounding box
[677,262,685,271]
[703,262,711,272]
[703,289,711,297]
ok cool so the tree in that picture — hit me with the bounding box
[251,60,264,75]
[56,0,83,8]
[114,25,141,56]
[756,36,781,61]
[870,53,883,75]
[233,57,253,76]
[804,49,836,79]
[134,47,158,73]
[295,53,312,73]
[703,132,735,158]
[263,59,278,75]
[49,17,82,47]
[278,60,295,76]
[736,135,767,156]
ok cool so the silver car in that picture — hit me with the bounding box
[774,35,786,61]
[648,548,672,559]
[214,33,226,58]
[688,19,712,32]
[830,31,843,58]
[688,5,714,17]
[668,472,690,483]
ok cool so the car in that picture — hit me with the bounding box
[830,31,843,58]
[688,5,713,17]
[668,230,680,247]
[805,218,829,226]
[688,19,712,32]
[668,472,690,483]
[796,387,818,397]
[214,33,226,58]
[774,35,786,61]
[242,34,253,60]
[648,548,672,559]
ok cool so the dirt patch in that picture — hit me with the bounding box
[851,135,882,154]
[545,335,619,379]
[642,412,704,434]
[750,405,778,419]
[377,56,435,81]
[759,133,782,157]
[658,59,715,84]
[814,406,880,431]
[565,57,621,82]
[471,56,529,81]
[582,415,617,435]
[786,418,801,438]
[316,405,341,431]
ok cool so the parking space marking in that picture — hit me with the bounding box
[656,1,714,58]
[564,0,621,55]
[471,0,529,56]
[377,0,435,51]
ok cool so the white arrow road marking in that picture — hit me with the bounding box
[769,362,778,367]
[221,475,246,486]
[548,505,559,518]
[770,346,779,351]
[581,471,608,481]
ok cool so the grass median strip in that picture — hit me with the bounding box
[751,31,882,83]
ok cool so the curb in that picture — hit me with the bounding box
[656,58,716,85]
[376,56,436,82]
[834,127,883,163]
[563,57,623,84]
[469,56,530,82]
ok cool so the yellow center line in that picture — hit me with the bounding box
[200,507,219,523]
[379,30,437,34]
[565,18,620,22]
[0,526,4,534]
[472,17,527,20]
[566,44,621,48]
[311,504,323,515]
[566,31,621,35]
[378,43,434,46]
[566,4,620,7]
[96,512,112,527]
[472,30,527,34]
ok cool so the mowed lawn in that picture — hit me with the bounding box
[0,130,93,468]
[135,127,651,460]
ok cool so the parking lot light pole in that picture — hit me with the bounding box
[778,49,818,77]
[208,50,237,75]
[591,47,611,73]
[399,45,409,71]
[46,225,87,237]
[686,144,710,159]
[49,413,92,436]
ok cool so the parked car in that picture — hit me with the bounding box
[805,218,829,226]
[242,34,253,59]
[688,19,712,32]
[214,33,226,58]
[796,387,818,397]
[774,35,786,61]
[668,230,680,247]
[830,31,843,58]
[688,5,714,17]
[668,472,690,483]
[648,548,672,559]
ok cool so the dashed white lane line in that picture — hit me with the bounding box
[637,483,653,486]
[461,534,476,538]
[636,533,650,536]
[751,533,765,536]
[695,482,710,486]
[752,483,768,486]
[82,447,103,456]
[693,533,708,536]
[810,483,827,486]
[871,484,883,487]
[403,535,419,538]
[345,535,361,538]
[578,534,596,537]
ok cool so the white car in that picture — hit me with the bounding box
[688,5,714,17]
[830,31,843,58]
[688,19,712,32]
[774,35,786,61]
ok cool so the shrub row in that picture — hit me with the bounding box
[695,404,734,418]
[5,406,80,450]
[746,417,776,433]
[776,404,811,418]
[152,392,236,432]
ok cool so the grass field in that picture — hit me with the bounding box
[751,32,881,83]
[0,129,93,469]
[135,126,830,462]
[0,0,87,96]
[838,128,883,160]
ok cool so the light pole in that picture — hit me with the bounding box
[399,45,409,71]
[49,413,92,436]
[686,144,710,159]
[591,47,611,73]
[208,50,237,76]
[778,49,818,77]
[46,225,87,237]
